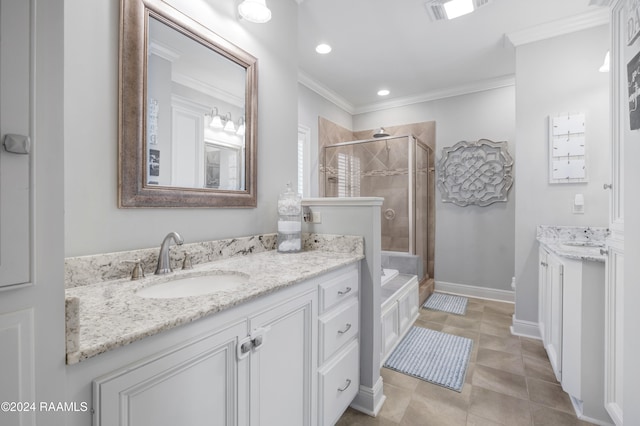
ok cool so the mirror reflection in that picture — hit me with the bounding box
[146,16,246,191]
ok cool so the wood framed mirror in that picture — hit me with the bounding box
[119,0,257,207]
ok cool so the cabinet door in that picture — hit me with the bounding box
[93,320,247,426]
[538,247,549,344]
[547,255,563,382]
[249,289,316,426]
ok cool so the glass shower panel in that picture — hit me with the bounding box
[325,136,415,253]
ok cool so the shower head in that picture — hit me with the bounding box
[373,127,390,138]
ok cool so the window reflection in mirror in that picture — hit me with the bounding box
[146,16,246,191]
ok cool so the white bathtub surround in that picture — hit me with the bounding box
[536,225,609,262]
[64,233,363,364]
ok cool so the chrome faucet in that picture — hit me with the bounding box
[155,232,184,275]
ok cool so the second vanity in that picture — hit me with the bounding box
[65,233,363,426]
[536,226,611,425]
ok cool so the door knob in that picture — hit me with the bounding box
[3,134,30,154]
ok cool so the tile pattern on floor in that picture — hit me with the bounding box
[336,296,596,426]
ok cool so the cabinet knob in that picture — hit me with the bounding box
[240,341,253,354]
[599,248,609,256]
[603,183,613,190]
[540,261,548,267]
[337,379,352,392]
[252,335,263,348]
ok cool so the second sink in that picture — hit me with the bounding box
[136,272,249,299]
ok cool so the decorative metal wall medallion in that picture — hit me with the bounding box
[437,139,513,207]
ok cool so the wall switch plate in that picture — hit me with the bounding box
[311,212,322,223]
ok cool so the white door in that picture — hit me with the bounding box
[249,290,316,426]
[0,1,66,425]
[0,0,31,289]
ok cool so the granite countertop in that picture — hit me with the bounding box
[65,248,363,365]
[536,225,608,263]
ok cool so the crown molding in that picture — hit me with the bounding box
[298,71,355,114]
[298,71,515,116]
[352,75,515,114]
[506,8,609,47]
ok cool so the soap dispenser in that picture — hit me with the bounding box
[277,183,302,253]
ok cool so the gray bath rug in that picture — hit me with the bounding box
[422,292,468,315]
[383,326,473,392]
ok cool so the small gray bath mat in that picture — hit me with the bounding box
[383,326,473,392]
[422,292,468,315]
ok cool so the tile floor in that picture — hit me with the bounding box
[337,296,595,426]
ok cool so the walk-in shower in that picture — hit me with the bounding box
[323,135,431,282]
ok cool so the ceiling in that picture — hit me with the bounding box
[296,0,609,113]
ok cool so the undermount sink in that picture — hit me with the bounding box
[136,272,249,299]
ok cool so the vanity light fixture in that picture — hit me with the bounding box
[377,89,390,96]
[209,107,224,129]
[238,0,272,23]
[223,113,236,133]
[236,117,245,136]
[315,43,332,54]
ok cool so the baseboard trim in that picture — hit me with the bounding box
[435,281,514,303]
[510,316,541,340]
[350,376,386,417]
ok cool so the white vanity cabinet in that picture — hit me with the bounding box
[92,263,360,426]
[538,246,610,423]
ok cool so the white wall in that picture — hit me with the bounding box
[352,87,516,293]
[298,84,353,197]
[64,0,299,256]
[513,25,610,325]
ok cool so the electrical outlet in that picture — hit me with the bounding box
[311,212,322,223]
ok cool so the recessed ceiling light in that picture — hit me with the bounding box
[315,43,332,54]
[443,0,474,19]
[377,89,390,96]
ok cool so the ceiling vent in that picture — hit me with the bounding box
[424,0,492,21]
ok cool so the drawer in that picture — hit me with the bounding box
[319,297,359,363]
[318,340,359,426]
[319,268,359,313]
